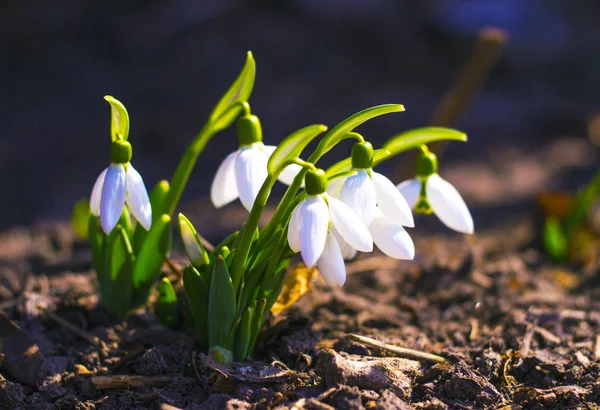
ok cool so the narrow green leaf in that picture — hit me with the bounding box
[383,127,467,157]
[248,298,266,354]
[104,95,130,141]
[183,265,210,349]
[543,216,568,261]
[208,52,256,129]
[88,215,105,292]
[157,277,180,328]
[208,256,237,349]
[234,304,254,361]
[133,180,170,252]
[132,214,172,287]
[317,104,405,156]
[178,214,209,268]
[565,169,600,239]
[72,198,91,239]
[104,225,135,317]
[267,124,328,175]
[325,148,391,177]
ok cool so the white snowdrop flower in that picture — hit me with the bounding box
[90,140,152,234]
[210,114,301,211]
[397,146,474,234]
[328,141,415,261]
[287,169,373,287]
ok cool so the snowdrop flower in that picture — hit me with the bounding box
[211,113,301,211]
[287,169,373,287]
[90,140,152,235]
[397,146,473,234]
[328,141,415,260]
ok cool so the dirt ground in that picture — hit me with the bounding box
[0,139,599,409]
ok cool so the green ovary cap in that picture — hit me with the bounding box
[351,141,374,169]
[305,169,328,195]
[416,146,438,177]
[110,140,132,164]
[237,114,263,146]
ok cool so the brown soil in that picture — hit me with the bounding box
[1,139,599,409]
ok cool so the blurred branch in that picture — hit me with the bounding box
[395,27,508,179]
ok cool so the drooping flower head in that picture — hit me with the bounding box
[397,145,473,234]
[328,141,415,260]
[287,169,373,287]
[90,139,152,235]
[211,112,301,211]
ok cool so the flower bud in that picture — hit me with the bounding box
[237,114,263,146]
[305,169,328,195]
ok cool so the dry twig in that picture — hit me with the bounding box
[345,334,446,364]
[45,311,104,348]
[92,375,173,390]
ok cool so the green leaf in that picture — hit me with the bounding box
[316,104,404,156]
[133,180,170,252]
[543,216,567,261]
[234,303,254,361]
[383,127,467,156]
[178,213,209,268]
[208,52,256,130]
[183,265,210,349]
[208,256,237,349]
[132,214,172,287]
[565,169,600,238]
[157,277,180,328]
[325,148,391,177]
[104,96,130,141]
[72,198,91,239]
[267,124,328,175]
[88,215,105,291]
[103,225,135,317]
[248,298,266,354]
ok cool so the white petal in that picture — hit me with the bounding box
[100,164,127,234]
[90,168,108,216]
[339,169,377,226]
[235,146,269,211]
[327,195,373,253]
[287,201,303,253]
[333,228,357,260]
[126,164,152,231]
[261,145,303,186]
[397,178,421,209]
[326,174,350,198]
[298,195,329,267]
[372,172,414,227]
[426,174,474,234]
[210,151,239,208]
[317,232,346,287]
[369,211,415,260]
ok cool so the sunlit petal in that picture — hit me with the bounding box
[426,174,474,234]
[100,164,127,234]
[298,195,329,267]
[397,178,421,209]
[210,151,239,208]
[339,169,376,226]
[372,172,414,227]
[327,195,373,252]
[333,228,357,260]
[90,168,108,216]
[287,200,303,253]
[369,210,415,260]
[126,164,152,231]
[235,146,269,211]
[317,232,346,287]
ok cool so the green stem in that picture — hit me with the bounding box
[229,174,278,290]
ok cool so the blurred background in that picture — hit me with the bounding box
[1,0,600,231]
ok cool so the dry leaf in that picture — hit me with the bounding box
[270,264,317,316]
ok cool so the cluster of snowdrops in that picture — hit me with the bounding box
[80,52,474,364]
